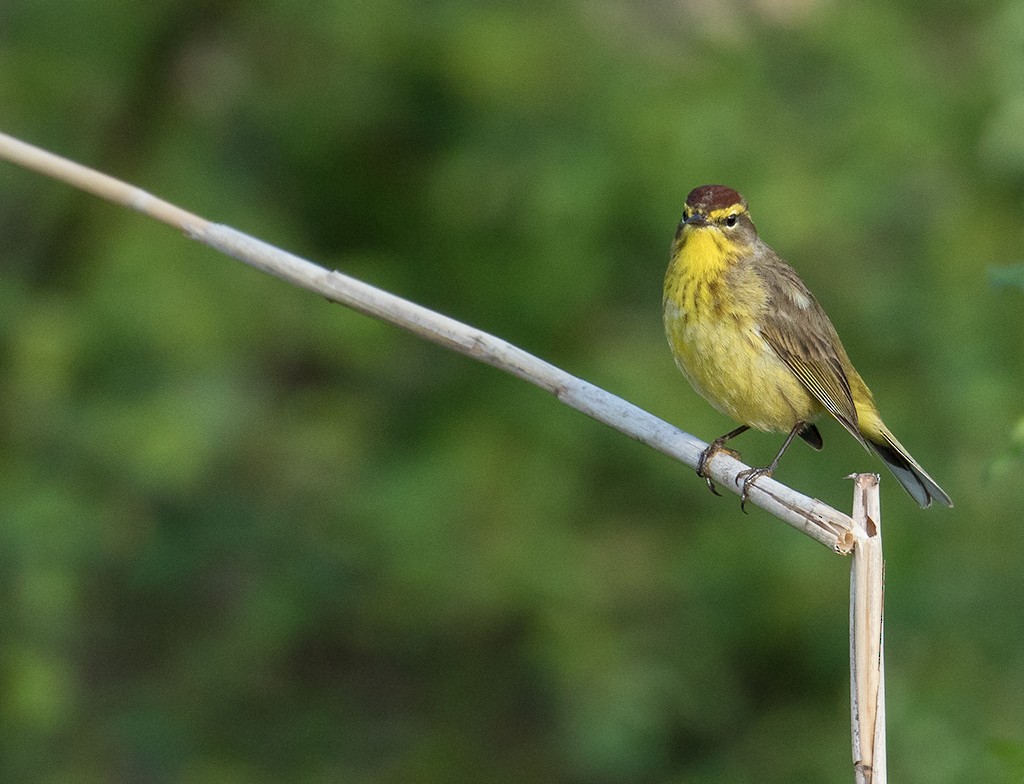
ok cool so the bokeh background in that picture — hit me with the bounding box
[2,1,1024,781]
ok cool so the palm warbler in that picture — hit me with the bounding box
[663,184,952,508]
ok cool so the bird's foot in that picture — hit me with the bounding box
[696,440,742,497]
[735,466,773,513]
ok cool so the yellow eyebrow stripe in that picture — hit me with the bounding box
[707,204,746,221]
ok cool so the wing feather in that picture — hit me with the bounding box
[752,255,866,445]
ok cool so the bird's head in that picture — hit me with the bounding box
[676,185,758,248]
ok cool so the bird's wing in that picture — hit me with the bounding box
[754,259,865,445]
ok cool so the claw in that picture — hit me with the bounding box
[696,426,749,499]
[696,443,732,497]
[704,475,723,497]
[736,466,773,513]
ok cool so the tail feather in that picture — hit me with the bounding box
[864,430,952,508]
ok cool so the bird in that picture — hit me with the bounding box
[662,184,952,509]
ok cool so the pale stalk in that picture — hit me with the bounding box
[849,473,887,784]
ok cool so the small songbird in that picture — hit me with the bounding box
[663,184,951,508]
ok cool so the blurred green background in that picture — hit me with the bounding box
[2,0,1024,781]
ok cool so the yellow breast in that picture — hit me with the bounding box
[663,231,821,432]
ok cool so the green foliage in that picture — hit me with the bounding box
[2,0,1023,781]
[989,262,1024,291]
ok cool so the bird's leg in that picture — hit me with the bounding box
[697,425,750,496]
[735,421,805,512]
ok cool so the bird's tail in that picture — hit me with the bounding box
[863,427,952,508]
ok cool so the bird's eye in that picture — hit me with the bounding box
[725,214,738,227]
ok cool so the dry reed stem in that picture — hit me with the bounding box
[850,473,887,784]
[0,131,855,552]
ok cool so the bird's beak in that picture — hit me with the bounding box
[682,213,707,227]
